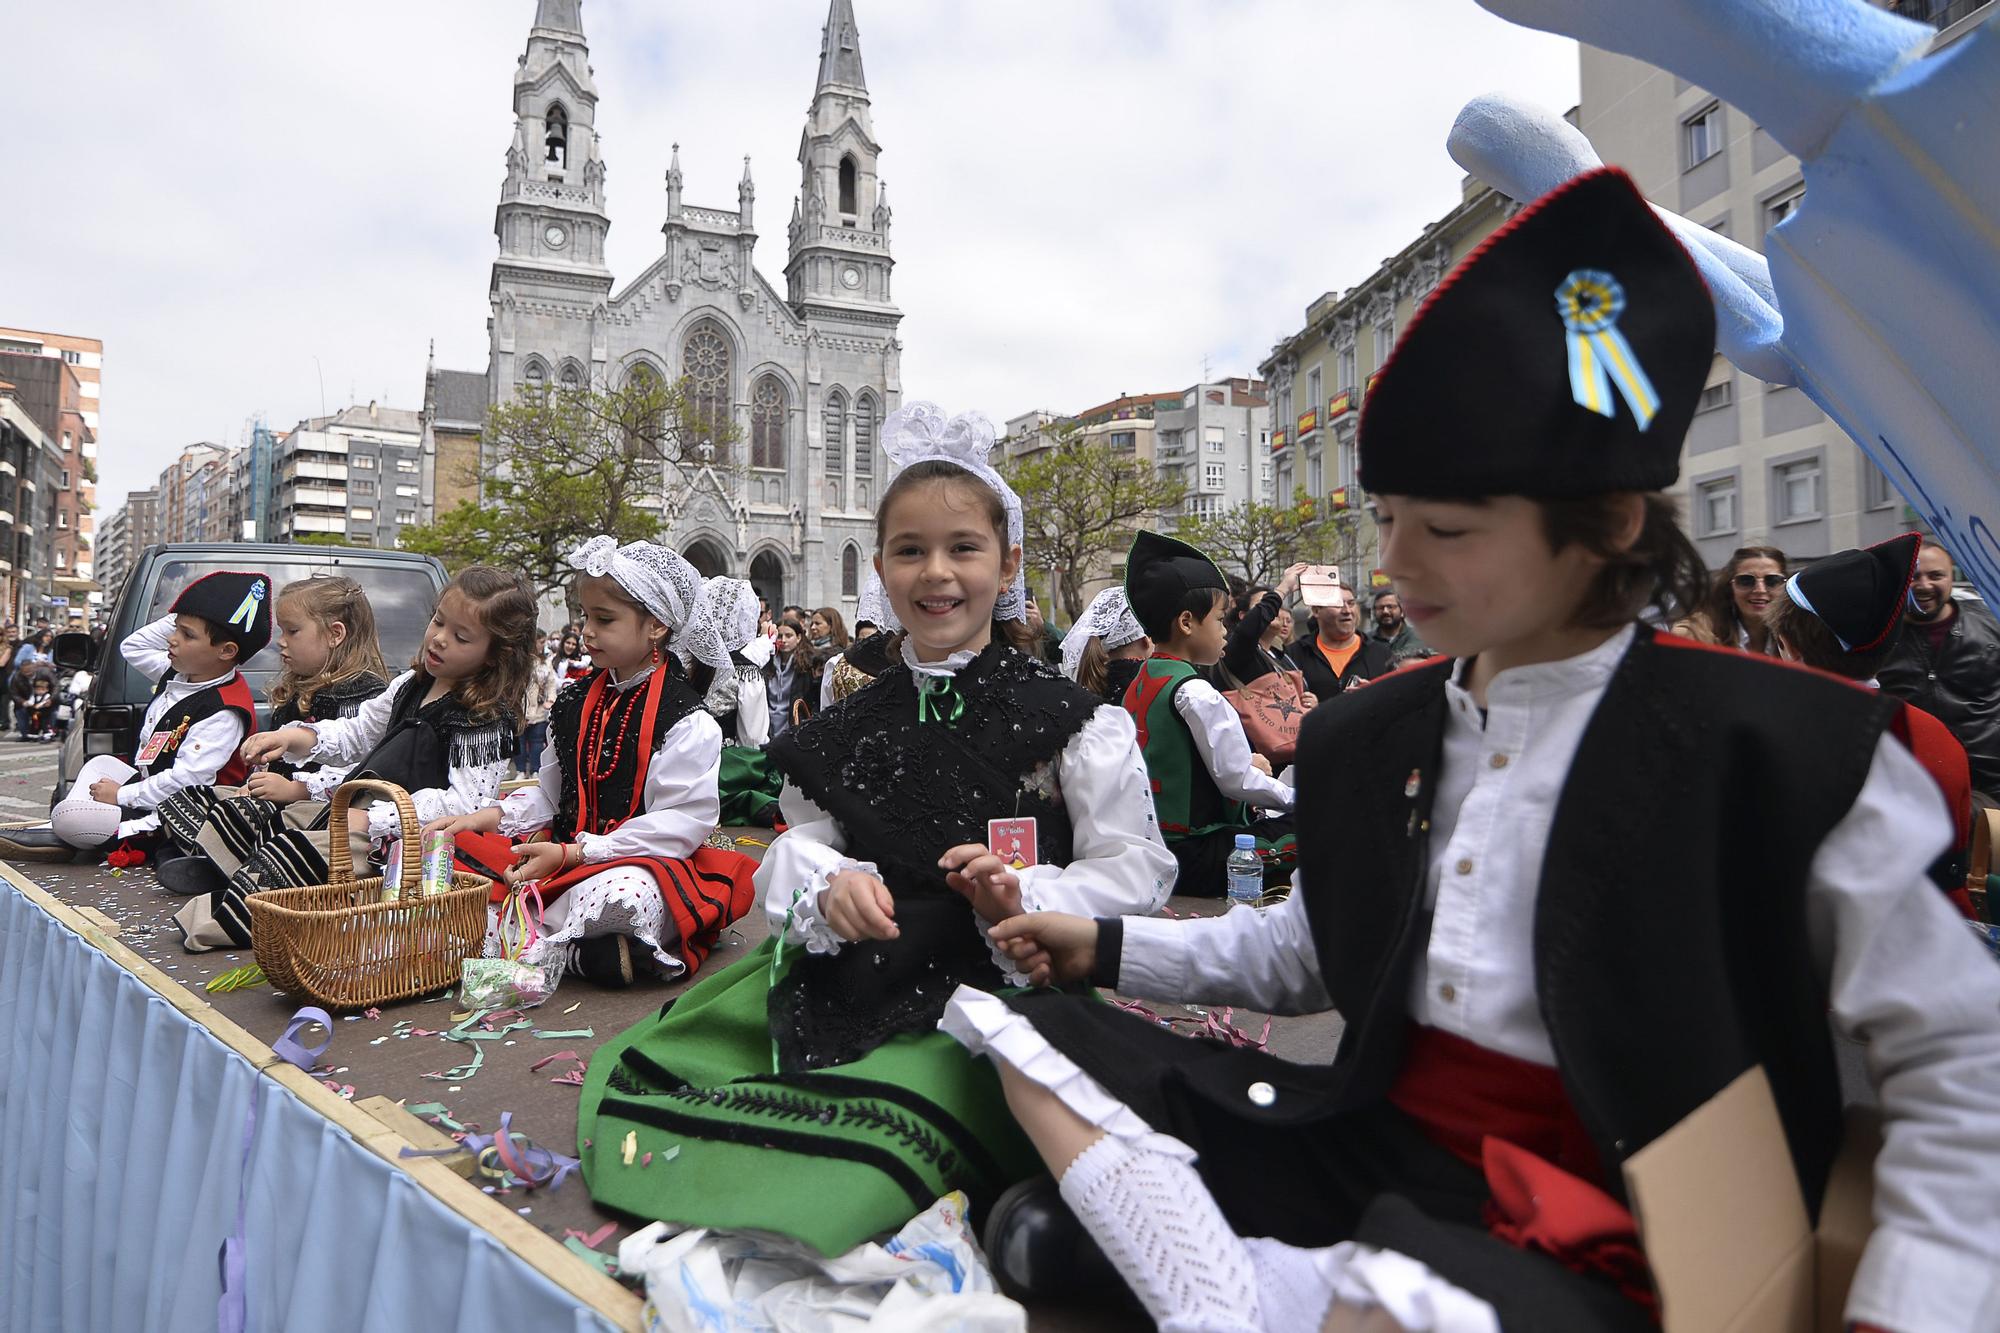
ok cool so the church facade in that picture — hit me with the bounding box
[480,0,902,614]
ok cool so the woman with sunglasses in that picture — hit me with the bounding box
[1674,545,1788,655]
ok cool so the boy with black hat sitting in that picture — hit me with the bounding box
[1122,530,1296,896]
[0,572,268,862]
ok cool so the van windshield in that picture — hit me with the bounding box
[144,558,439,700]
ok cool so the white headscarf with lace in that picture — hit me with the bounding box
[1059,586,1146,681]
[694,576,760,656]
[855,401,1027,633]
[565,536,731,670]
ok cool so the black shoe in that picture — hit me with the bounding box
[0,826,104,864]
[156,855,229,898]
[571,934,635,988]
[981,1175,1141,1310]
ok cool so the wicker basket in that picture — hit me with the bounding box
[245,778,494,1010]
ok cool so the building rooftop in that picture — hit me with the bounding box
[304,402,423,436]
[432,371,489,429]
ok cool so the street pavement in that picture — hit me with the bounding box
[0,736,60,822]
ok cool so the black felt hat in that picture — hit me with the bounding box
[1359,167,1714,499]
[1125,530,1227,636]
[1785,533,1921,655]
[171,571,273,659]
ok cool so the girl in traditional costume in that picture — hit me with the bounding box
[574,402,1176,1255]
[947,171,2000,1332]
[1059,586,1151,705]
[430,540,756,989]
[690,575,787,828]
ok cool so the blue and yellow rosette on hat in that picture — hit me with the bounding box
[1554,269,1660,431]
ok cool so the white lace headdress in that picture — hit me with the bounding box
[1059,586,1146,681]
[566,536,731,670]
[855,401,1027,633]
[694,576,760,656]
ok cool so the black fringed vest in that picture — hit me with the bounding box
[766,641,1100,1070]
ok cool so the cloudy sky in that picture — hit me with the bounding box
[3,1,1578,512]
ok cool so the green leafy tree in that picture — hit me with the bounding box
[399,375,738,613]
[1174,487,1370,589]
[1003,428,1187,621]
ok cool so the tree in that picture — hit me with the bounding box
[398,375,739,613]
[1173,487,1371,589]
[1003,428,1187,621]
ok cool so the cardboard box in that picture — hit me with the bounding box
[1625,1067,1880,1333]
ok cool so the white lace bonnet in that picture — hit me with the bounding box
[1059,585,1147,681]
[855,401,1028,632]
[694,576,760,657]
[565,536,732,670]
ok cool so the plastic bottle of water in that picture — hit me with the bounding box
[1226,834,1263,910]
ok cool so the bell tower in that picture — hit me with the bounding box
[785,0,897,320]
[493,0,613,289]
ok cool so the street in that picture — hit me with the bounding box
[0,736,58,822]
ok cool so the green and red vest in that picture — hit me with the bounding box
[1122,656,1248,842]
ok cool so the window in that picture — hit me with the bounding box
[395,484,419,498]
[558,362,582,390]
[57,511,68,529]
[59,470,69,491]
[1108,431,1137,451]
[1204,462,1226,489]
[1774,457,1823,523]
[854,393,876,475]
[523,359,547,387]
[1306,367,1323,416]
[827,479,841,509]
[1307,448,1324,496]
[1205,428,1225,454]
[683,324,732,460]
[1696,381,1733,413]
[823,390,847,475]
[1683,102,1723,169]
[351,455,376,469]
[839,155,858,215]
[841,544,860,597]
[61,432,71,451]
[61,349,81,365]
[751,375,787,469]
[350,507,374,521]
[544,103,569,171]
[1373,320,1395,368]
[1337,346,1357,393]
[1695,476,1738,537]
[1863,459,1898,510]
[397,510,416,524]
[1764,183,1805,231]
[1278,384,1293,432]
[395,458,418,473]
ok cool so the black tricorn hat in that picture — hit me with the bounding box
[1359,168,1714,499]
[171,571,273,659]
[1124,530,1227,636]
[1784,533,1922,655]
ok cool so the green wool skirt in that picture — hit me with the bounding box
[578,936,1040,1256]
[717,745,784,826]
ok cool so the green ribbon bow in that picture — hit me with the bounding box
[917,675,966,726]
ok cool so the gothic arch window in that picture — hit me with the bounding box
[545,104,569,171]
[750,375,787,470]
[682,324,733,462]
[522,357,549,389]
[841,543,860,597]
[823,389,848,477]
[558,360,584,390]
[854,392,877,477]
[839,155,858,216]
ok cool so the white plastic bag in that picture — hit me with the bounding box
[619,1191,1024,1333]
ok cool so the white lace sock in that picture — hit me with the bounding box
[1058,1135,1262,1333]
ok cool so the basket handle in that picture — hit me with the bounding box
[327,778,423,895]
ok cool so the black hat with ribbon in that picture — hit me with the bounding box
[1359,167,1714,499]
[1783,533,1922,656]
[1124,530,1228,639]
[171,571,273,659]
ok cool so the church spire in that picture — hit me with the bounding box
[533,0,584,36]
[815,0,867,97]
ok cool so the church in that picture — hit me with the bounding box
[473,0,903,615]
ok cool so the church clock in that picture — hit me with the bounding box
[544,222,569,250]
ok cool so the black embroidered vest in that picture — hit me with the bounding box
[548,665,703,840]
[141,671,258,784]
[271,671,388,779]
[1172,627,1894,1220]
[349,673,514,796]
[766,641,1099,1070]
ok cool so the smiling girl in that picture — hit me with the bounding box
[426,539,756,989]
[946,170,2000,1332]
[574,401,1175,1257]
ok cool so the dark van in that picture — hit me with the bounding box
[52,543,449,807]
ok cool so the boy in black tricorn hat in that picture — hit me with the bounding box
[0,571,269,862]
[1121,529,1297,895]
[940,170,2000,1331]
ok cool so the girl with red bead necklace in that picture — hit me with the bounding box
[429,538,758,989]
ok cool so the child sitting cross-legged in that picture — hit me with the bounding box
[426,539,759,989]
[1121,531,1297,896]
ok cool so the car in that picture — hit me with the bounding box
[50,542,449,808]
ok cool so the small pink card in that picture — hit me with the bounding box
[988,817,1039,870]
[136,730,170,765]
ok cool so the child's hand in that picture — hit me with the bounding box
[88,778,122,806]
[423,808,501,841]
[823,868,898,941]
[505,840,569,887]
[987,912,1099,988]
[1249,753,1273,775]
[241,727,307,766]
[939,843,1024,923]
[243,771,309,804]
